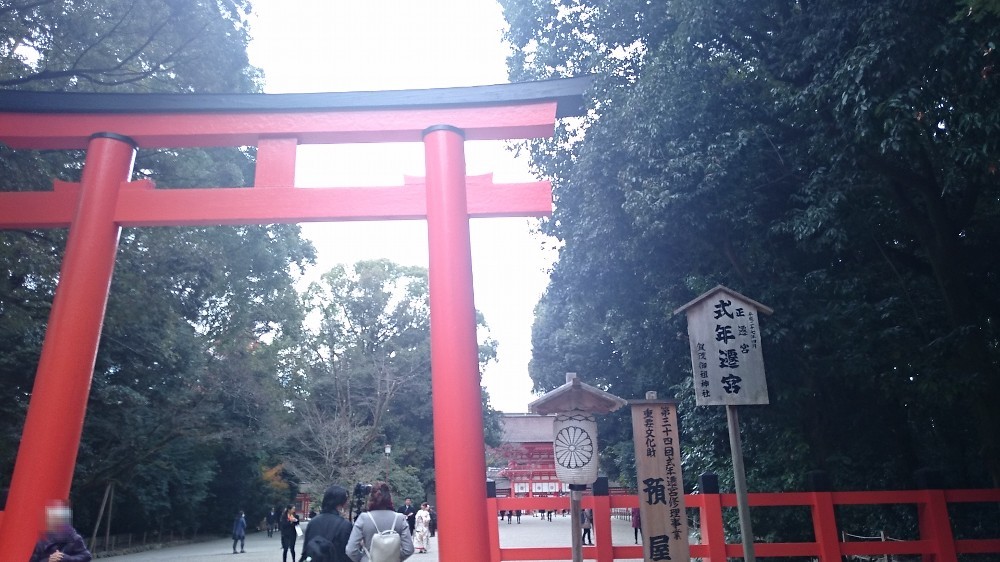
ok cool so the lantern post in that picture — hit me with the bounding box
[384,444,391,482]
[528,373,627,562]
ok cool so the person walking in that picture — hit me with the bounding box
[232,510,247,554]
[413,502,431,553]
[631,506,642,544]
[280,504,301,562]
[300,484,352,562]
[580,509,593,546]
[346,481,414,562]
[266,508,278,538]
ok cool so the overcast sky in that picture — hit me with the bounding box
[246,0,555,412]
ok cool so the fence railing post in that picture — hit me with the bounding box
[807,470,841,562]
[593,478,614,562]
[487,480,502,562]
[915,468,958,562]
[699,472,728,562]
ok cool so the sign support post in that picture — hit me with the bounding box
[727,404,756,562]
[674,285,773,562]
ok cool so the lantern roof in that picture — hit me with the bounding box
[528,373,628,415]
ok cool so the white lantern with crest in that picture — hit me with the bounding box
[553,411,598,485]
[528,372,628,562]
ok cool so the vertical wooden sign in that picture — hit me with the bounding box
[674,286,773,562]
[631,398,689,562]
[674,285,773,406]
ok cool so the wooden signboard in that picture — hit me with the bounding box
[630,399,689,562]
[675,285,773,406]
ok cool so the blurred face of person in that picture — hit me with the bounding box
[46,505,73,539]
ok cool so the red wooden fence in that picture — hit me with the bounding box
[487,488,1000,561]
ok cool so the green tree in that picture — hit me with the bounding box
[0,0,317,537]
[505,0,1000,502]
[283,259,499,501]
[0,0,259,92]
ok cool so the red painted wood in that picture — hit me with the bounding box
[487,497,502,562]
[918,489,958,562]
[699,492,729,562]
[424,126,491,562]
[0,81,574,560]
[957,539,1000,554]
[0,103,558,149]
[254,137,298,187]
[752,542,821,556]
[611,545,645,559]
[841,540,931,556]
[831,490,939,504]
[593,495,615,561]
[0,135,135,561]
[0,182,80,229]
[485,491,1000,561]
[0,178,552,228]
[810,491,843,562]
[1,80,995,562]
[499,546,572,560]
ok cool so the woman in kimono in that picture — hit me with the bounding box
[413,502,432,553]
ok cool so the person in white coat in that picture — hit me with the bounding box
[413,502,431,553]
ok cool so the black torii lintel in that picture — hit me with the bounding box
[0,75,592,118]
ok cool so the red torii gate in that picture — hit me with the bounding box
[0,77,588,560]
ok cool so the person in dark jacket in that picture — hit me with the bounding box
[631,506,642,544]
[267,507,279,537]
[299,484,352,562]
[280,504,302,562]
[232,510,247,554]
[29,501,92,562]
[397,497,416,535]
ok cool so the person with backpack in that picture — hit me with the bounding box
[580,508,594,546]
[346,481,414,562]
[300,484,352,562]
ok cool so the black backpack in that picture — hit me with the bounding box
[304,535,335,562]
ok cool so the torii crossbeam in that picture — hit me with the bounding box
[0,77,589,561]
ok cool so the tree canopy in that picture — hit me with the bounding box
[1,0,315,538]
[281,259,500,503]
[502,0,1000,504]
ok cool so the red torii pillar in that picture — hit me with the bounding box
[1,134,137,558]
[423,125,492,557]
[0,79,588,560]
